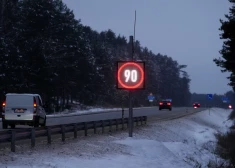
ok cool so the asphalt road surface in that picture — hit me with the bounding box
[0,107,206,130]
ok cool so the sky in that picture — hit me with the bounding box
[62,0,232,95]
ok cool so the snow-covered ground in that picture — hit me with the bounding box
[47,107,122,117]
[0,108,232,168]
[46,106,153,118]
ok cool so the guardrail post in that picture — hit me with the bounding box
[140,116,143,125]
[84,122,87,136]
[94,121,97,134]
[145,116,147,124]
[122,118,124,130]
[122,108,124,119]
[134,117,137,126]
[127,118,129,127]
[109,119,112,132]
[61,125,65,142]
[74,124,77,138]
[11,130,16,152]
[31,128,35,148]
[47,127,51,144]
[102,120,105,133]
[116,119,118,131]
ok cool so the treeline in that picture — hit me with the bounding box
[0,0,191,109]
[191,91,235,108]
[213,0,235,166]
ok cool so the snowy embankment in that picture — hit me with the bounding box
[46,107,122,118]
[0,108,232,168]
[46,106,153,118]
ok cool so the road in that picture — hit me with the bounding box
[0,107,206,129]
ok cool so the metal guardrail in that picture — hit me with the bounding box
[0,116,147,152]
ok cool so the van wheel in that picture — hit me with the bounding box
[2,121,8,129]
[34,117,39,127]
[41,116,46,127]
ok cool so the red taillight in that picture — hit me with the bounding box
[159,102,163,105]
[33,98,37,113]
[2,102,5,112]
[33,97,37,107]
[167,103,171,105]
[2,101,6,118]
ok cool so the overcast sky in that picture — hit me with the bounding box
[63,0,232,95]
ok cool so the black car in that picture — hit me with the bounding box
[193,102,200,108]
[159,100,172,111]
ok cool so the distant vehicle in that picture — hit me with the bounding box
[2,93,46,129]
[228,105,232,109]
[193,102,200,108]
[159,100,172,111]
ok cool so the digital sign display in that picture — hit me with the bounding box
[117,61,145,89]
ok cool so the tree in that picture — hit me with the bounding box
[0,0,20,96]
[0,0,192,109]
[214,0,235,91]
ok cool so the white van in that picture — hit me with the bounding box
[2,93,47,129]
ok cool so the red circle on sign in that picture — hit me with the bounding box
[118,62,144,89]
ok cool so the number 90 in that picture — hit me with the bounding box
[124,69,138,82]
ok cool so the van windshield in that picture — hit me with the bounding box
[6,95,33,106]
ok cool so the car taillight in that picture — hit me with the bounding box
[159,102,163,105]
[33,98,37,113]
[167,103,171,105]
[2,102,6,119]
[2,102,5,112]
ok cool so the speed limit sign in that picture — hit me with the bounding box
[117,61,145,89]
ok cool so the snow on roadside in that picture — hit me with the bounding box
[46,106,153,118]
[46,107,122,118]
[0,108,232,168]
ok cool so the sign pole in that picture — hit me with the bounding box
[128,35,134,137]
[128,11,136,137]
[128,90,133,137]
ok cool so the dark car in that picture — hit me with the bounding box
[159,100,172,111]
[193,102,200,108]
